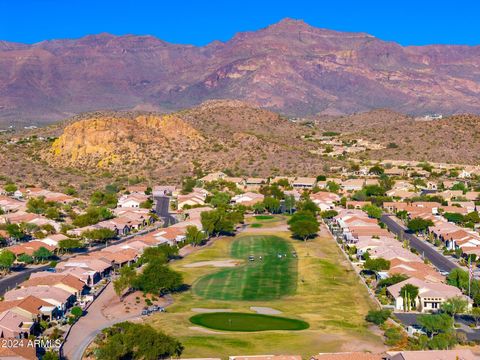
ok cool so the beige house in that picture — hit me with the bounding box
[387,277,471,312]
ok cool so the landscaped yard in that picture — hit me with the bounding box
[193,235,297,301]
[190,312,309,331]
[147,222,384,358]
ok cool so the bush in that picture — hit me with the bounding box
[384,326,404,346]
[365,309,391,325]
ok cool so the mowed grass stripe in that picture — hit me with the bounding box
[193,235,297,301]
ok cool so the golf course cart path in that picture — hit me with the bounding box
[188,326,226,334]
[62,282,142,360]
[250,306,282,315]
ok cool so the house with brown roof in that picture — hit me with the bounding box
[0,295,58,321]
[0,310,34,338]
[4,286,74,313]
[312,352,384,360]
[0,341,37,359]
[386,349,476,360]
[22,273,86,298]
[229,356,301,360]
[8,241,57,257]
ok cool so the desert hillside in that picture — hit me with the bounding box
[317,110,480,164]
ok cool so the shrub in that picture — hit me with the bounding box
[365,309,391,325]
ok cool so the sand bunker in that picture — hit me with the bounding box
[184,260,239,268]
[189,326,226,334]
[250,306,282,315]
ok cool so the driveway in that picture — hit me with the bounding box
[61,282,144,360]
[381,214,458,273]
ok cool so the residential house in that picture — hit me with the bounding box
[117,193,150,208]
[0,295,58,322]
[229,356,302,360]
[341,179,365,192]
[0,196,25,213]
[200,172,227,183]
[4,287,75,313]
[21,273,86,298]
[292,177,317,190]
[0,340,37,359]
[387,277,470,312]
[312,353,383,360]
[244,178,268,191]
[386,349,476,360]
[0,310,33,338]
[346,201,370,209]
[231,192,265,207]
[310,192,340,211]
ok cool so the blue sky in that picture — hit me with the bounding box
[1,0,479,46]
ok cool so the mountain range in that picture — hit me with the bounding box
[1,18,480,125]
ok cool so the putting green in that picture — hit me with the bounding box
[254,215,275,220]
[190,312,309,332]
[193,235,297,301]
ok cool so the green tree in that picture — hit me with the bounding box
[209,192,231,208]
[3,183,17,194]
[81,228,116,243]
[369,165,385,175]
[326,181,340,193]
[296,199,320,215]
[90,191,117,208]
[284,195,296,214]
[70,306,83,319]
[58,239,84,253]
[443,212,465,224]
[113,265,137,297]
[407,217,434,233]
[132,261,183,295]
[362,204,383,219]
[185,225,205,247]
[181,177,196,195]
[17,253,34,264]
[441,296,468,321]
[320,209,338,219]
[364,258,390,272]
[470,307,480,327]
[95,322,183,360]
[418,313,453,339]
[288,211,319,241]
[0,250,15,272]
[263,197,281,213]
[400,284,419,311]
[33,247,53,262]
[72,207,114,227]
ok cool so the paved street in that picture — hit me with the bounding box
[381,214,458,273]
[395,312,480,341]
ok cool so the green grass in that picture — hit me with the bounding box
[254,215,275,220]
[193,235,297,301]
[250,223,263,228]
[190,312,309,332]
